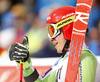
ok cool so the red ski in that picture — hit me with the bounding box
[65,0,93,82]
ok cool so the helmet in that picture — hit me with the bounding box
[46,6,75,40]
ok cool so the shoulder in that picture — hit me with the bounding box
[81,48,97,64]
[80,48,97,82]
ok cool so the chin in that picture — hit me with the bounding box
[57,49,62,53]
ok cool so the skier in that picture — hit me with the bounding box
[9,6,99,82]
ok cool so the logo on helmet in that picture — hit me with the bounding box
[62,13,75,19]
[47,16,51,20]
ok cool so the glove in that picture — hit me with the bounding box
[9,36,36,77]
[9,36,29,62]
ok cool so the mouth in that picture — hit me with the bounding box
[54,42,58,48]
[56,43,58,45]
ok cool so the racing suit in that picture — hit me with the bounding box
[18,43,99,82]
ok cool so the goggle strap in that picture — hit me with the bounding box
[55,15,75,30]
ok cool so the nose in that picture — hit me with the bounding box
[49,38,54,42]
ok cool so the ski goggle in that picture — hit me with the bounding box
[46,15,75,38]
[47,24,60,38]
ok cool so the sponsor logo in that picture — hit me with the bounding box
[75,3,91,25]
[55,15,75,30]
[62,13,75,19]
[57,19,72,27]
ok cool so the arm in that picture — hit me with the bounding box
[16,57,39,82]
[8,41,40,82]
[81,49,97,82]
[8,40,57,82]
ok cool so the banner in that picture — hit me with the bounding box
[0,57,100,82]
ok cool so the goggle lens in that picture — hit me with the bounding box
[48,25,55,37]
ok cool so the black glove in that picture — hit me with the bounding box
[9,36,29,62]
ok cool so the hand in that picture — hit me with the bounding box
[9,36,35,77]
[9,36,29,62]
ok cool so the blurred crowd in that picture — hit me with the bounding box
[0,0,100,58]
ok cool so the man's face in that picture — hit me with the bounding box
[49,31,66,53]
